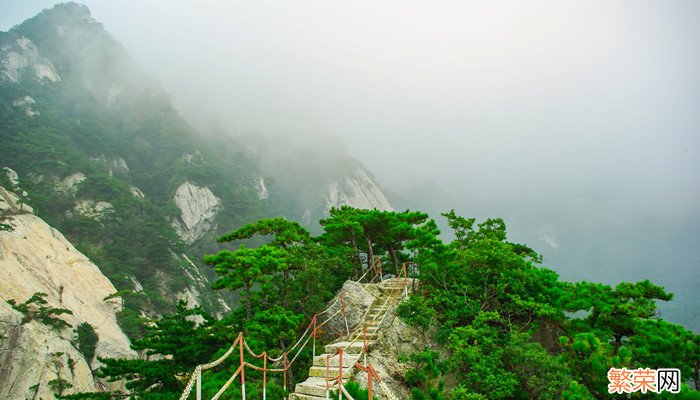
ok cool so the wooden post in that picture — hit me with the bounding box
[196,366,201,400]
[263,352,267,400]
[338,348,344,400]
[313,316,317,359]
[367,366,373,400]
[326,354,330,400]
[239,333,246,400]
[283,352,288,400]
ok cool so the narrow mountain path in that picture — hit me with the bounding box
[290,278,406,400]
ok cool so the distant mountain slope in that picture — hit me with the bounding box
[0,3,394,325]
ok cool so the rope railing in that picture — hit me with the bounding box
[178,258,409,400]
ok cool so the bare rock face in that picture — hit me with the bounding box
[171,181,221,244]
[129,186,144,199]
[90,155,130,177]
[0,37,61,83]
[325,168,393,212]
[0,190,135,399]
[254,176,269,200]
[74,200,113,219]
[56,172,86,195]
[318,281,375,339]
[12,95,39,117]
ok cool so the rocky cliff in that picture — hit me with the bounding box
[325,167,393,212]
[0,187,135,400]
[171,181,221,244]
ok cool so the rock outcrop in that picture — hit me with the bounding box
[325,168,393,212]
[73,200,113,219]
[56,172,86,195]
[171,181,221,244]
[90,155,130,177]
[0,188,135,400]
[12,95,40,117]
[0,37,61,83]
[254,176,269,200]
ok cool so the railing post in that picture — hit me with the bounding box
[283,352,288,400]
[367,366,373,400]
[196,366,201,400]
[313,316,317,359]
[263,352,267,400]
[338,348,344,400]
[239,333,246,400]
[326,354,330,400]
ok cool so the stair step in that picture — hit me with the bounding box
[295,377,333,397]
[290,393,328,400]
[324,341,364,354]
[309,366,354,378]
[313,352,361,367]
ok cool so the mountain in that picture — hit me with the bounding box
[0,3,393,330]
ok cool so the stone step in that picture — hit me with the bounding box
[350,327,380,338]
[324,341,364,354]
[309,365,354,378]
[290,392,327,400]
[313,352,361,367]
[294,377,334,397]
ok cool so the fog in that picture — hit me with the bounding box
[3,1,699,328]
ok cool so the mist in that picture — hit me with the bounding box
[3,1,699,328]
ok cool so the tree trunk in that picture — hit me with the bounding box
[351,235,363,275]
[366,237,374,270]
[283,269,290,307]
[388,246,399,276]
[244,280,252,319]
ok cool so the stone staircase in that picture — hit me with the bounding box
[290,279,405,399]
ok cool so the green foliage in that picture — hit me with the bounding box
[405,351,446,400]
[244,305,304,352]
[7,292,73,330]
[560,381,595,400]
[320,206,441,276]
[97,301,233,398]
[205,244,288,318]
[397,294,436,335]
[218,216,312,248]
[74,322,99,364]
[58,392,121,400]
[332,381,378,400]
[48,378,72,397]
[115,308,148,341]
